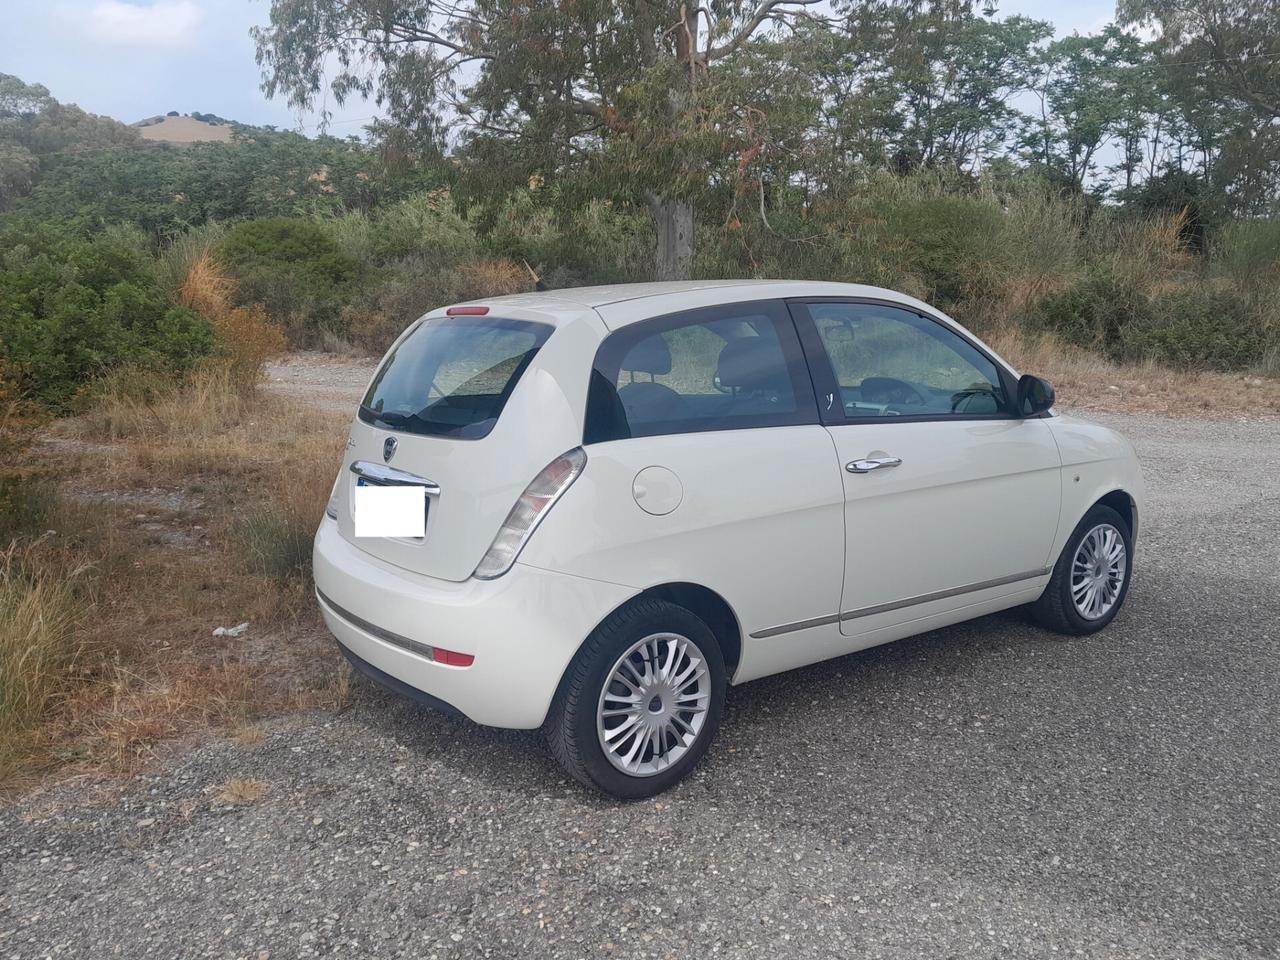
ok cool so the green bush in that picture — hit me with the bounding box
[1030,275,1143,352]
[219,217,364,344]
[1031,274,1269,371]
[1123,285,1268,371]
[0,223,214,407]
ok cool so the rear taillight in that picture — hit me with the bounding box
[473,447,587,580]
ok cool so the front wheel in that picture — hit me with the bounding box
[545,598,726,799]
[1030,504,1134,635]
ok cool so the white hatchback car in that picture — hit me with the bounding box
[314,280,1142,798]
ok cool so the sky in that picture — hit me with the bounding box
[1,0,1119,136]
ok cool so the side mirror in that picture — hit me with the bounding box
[1016,374,1055,416]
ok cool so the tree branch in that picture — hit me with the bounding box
[706,0,824,61]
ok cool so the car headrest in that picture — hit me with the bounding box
[620,335,673,376]
[716,337,786,392]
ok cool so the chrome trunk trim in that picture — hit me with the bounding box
[350,460,441,495]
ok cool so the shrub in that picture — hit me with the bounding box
[0,224,215,408]
[1122,285,1268,371]
[342,255,533,353]
[1031,274,1145,353]
[178,252,286,389]
[219,218,364,345]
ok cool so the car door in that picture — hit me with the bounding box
[525,298,847,661]
[790,299,1062,637]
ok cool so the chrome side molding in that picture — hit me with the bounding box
[749,567,1051,639]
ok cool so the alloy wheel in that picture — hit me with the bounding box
[1071,523,1127,620]
[596,632,711,777]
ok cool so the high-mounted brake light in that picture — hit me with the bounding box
[473,448,587,580]
[446,305,490,316]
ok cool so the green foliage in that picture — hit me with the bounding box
[15,131,433,237]
[1122,285,1267,370]
[0,73,141,211]
[219,217,364,343]
[0,222,214,407]
[1032,273,1269,370]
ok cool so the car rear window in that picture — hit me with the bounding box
[359,317,553,439]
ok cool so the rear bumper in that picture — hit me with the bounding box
[312,518,634,729]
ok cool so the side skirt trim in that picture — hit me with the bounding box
[749,567,1050,639]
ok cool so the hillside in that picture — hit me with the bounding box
[134,114,233,144]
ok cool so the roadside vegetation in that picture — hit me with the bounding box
[1,0,1277,786]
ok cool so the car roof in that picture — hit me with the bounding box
[443,280,936,328]
[428,279,1018,376]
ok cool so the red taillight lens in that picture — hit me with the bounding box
[446,305,490,316]
[433,648,475,667]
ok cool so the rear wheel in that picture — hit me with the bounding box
[545,598,726,799]
[1030,504,1133,635]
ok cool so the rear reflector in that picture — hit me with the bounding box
[445,305,490,316]
[433,648,475,667]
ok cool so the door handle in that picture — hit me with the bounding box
[846,456,902,473]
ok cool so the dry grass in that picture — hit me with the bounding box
[215,777,270,804]
[179,252,288,391]
[0,545,87,772]
[459,257,533,297]
[1,371,351,791]
[985,326,1280,417]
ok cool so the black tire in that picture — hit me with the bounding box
[545,598,726,800]
[1030,503,1134,635]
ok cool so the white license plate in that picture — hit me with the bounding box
[353,483,427,538]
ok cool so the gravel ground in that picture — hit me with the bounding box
[2,367,1278,958]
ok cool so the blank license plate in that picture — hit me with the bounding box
[353,482,427,538]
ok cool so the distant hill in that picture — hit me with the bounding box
[133,113,234,144]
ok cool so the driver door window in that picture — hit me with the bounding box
[805,303,1008,419]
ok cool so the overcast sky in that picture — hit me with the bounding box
[1,0,1118,135]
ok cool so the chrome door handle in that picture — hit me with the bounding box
[846,456,902,473]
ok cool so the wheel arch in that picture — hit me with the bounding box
[1093,488,1138,542]
[561,581,744,686]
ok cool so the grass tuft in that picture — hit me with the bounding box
[0,544,86,772]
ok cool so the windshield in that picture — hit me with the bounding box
[359,316,553,439]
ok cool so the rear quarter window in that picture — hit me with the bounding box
[360,316,552,439]
[585,300,817,443]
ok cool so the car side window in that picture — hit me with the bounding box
[585,300,818,443]
[803,302,1008,419]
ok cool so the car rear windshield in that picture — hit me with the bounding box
[359,316,553,439]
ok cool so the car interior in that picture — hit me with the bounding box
[614,320,796,428]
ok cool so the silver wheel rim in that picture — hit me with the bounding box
[596,632,711,778]
[1071,523,1127,620]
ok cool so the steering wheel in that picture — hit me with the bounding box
[950,387,996,412]
[860,377,928,406]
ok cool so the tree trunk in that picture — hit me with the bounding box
[649,196,694,281]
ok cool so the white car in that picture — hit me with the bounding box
[314,280,1142,798]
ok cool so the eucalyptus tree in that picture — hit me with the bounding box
[1119,0,1280,212]
[254,0,832,279]
[1019,26,1148,193]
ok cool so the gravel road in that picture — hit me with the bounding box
[2,357,1278,959]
